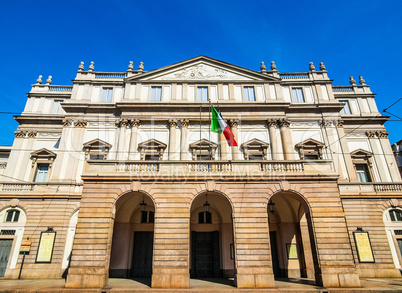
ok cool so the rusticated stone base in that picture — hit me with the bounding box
[321,267,361,288]
[65,267,107,288]
[235,267,275,288]
[151,267,190,288]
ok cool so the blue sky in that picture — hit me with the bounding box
[1,1,401,145]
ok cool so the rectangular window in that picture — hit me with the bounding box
[340,100,352,114]
[89,154,105,160]
[244,86,256,101]
[52,100,63,114]
[34,164,49,182]
[197,87,208,102]
[356,164,371,182]
[151,86,162,101]
[292,88,305,102]
[101,88,113,102]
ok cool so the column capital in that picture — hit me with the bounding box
[278,118,291,128]
[267,118,277,127]
[336,120,344,127]
[320,119,333,127]
[229,119,238,128]
[75,120,87,128]
[130,118,141,128]
[116,118,129,128]
[180,119,190,128]
[14,130,27,138]
[376,131,389,138]
[365,131,376,138]
[168,119,178,128]
[62,119,73,127]
[27,131,37,138]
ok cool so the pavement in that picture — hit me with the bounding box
[0,277,402,292]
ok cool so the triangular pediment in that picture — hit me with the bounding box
[83,138,112,150]
[295,138,324,148]
[241,138,270,149]
[138,139,167,149]
[351,148,373,158]
[190,139,218,149]
[126,56,280,82]
[30,148,57,158]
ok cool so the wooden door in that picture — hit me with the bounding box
[131,231,153,278]
[0,239,13,277]
[191,231,220,278]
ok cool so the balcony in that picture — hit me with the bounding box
[338,182,402,197]
[0,182,82,197]
[84,160,336,180]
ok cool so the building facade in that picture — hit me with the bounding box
[0,56,402,289]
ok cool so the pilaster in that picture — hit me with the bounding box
[128,119,140,160]
[278,119,295,160]
[180,120,189,160]
[267,119,279,160]
[230,120,239,160]
[168,120,179,160]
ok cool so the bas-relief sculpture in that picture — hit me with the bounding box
[152,63,254,81]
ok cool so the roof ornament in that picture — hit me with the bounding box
[309,62,315,71]
[46,76,52,85]
[319,62,326,71]
[88,61,95,71]
[139,62,144,71]
[349,76,356,85]
[260,62,266,72]
[359,75,365,85]
[270,61,277,70]
[128,61,134,71]
[36,75,43,84]
[78,61,84,71]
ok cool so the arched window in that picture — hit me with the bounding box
[199,211,212,224]
[5,210,20,222]
[389,209,402,222]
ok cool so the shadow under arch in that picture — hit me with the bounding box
[189,190,235,285]
[109,190,155,282]
[268,190,322,287]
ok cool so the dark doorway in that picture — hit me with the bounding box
[131,231,153,278]
[270,231,280,278]
[191,231,220,278]
[0,239,13,277]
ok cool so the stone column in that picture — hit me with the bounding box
[279,119,295,160]
[230,120,239,160]
[128,119,140,160]
[168,120,178,160]
[220,133,228,161]
[377,131,400,181]
[366,131,390,182]
[336,121,358,181]
[267,119,279,160]
[116,119,129,161]
[180,119,189,160]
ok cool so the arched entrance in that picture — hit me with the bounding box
[383,207,402,270]
[268,191,321,285]
[190,192,235,280]
[109,191,155,279]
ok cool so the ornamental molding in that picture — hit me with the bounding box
[346,132,366,138]
[87,121,116,128]
[291,121,320,128]
[37,132,61,138]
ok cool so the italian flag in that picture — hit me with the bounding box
[211,105,238,146]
